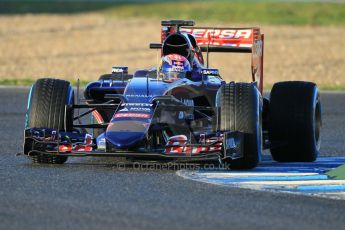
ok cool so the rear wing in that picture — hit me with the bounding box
[155,20,264,92]
[181,27,264,93]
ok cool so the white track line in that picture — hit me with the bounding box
[195,172,320,177]
[176,157,345,200]
[239,180,345,185]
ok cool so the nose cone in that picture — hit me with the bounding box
[106,131,145,149]
[105,120,149,149]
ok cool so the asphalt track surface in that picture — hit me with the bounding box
[1,87,345,230]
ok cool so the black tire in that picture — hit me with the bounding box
[268,81,321,162]
[26,78,74,164]
[217,82,261,169]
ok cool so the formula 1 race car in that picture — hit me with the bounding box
[23,20,322,169]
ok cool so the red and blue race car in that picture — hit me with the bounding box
[23,20,321,169]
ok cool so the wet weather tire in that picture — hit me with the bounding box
[218,82,261,169]
[268,81,321,162]
[26,78,74,164]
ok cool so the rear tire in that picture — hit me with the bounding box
[218,82,261,169]
[26,78,74,164]
[268,81,321,162]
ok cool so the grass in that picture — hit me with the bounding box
[326,164,345,180]
[1,0,345,26]
[2,78,345,91]
[104,2,345,26]
[0,79,90,87]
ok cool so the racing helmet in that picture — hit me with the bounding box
[160,54,191,82]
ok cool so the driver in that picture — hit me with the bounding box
[159,54,191,83]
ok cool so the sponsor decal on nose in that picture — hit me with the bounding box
[114,113,150,119]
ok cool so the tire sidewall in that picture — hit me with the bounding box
[25,84,35,129]
[254,87,262,162]
[310,87,321,156]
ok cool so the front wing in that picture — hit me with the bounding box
[23,128,244,162]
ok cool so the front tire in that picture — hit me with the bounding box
[26,78,74,164]
[268,81,321,162]
[218,82,261,169]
